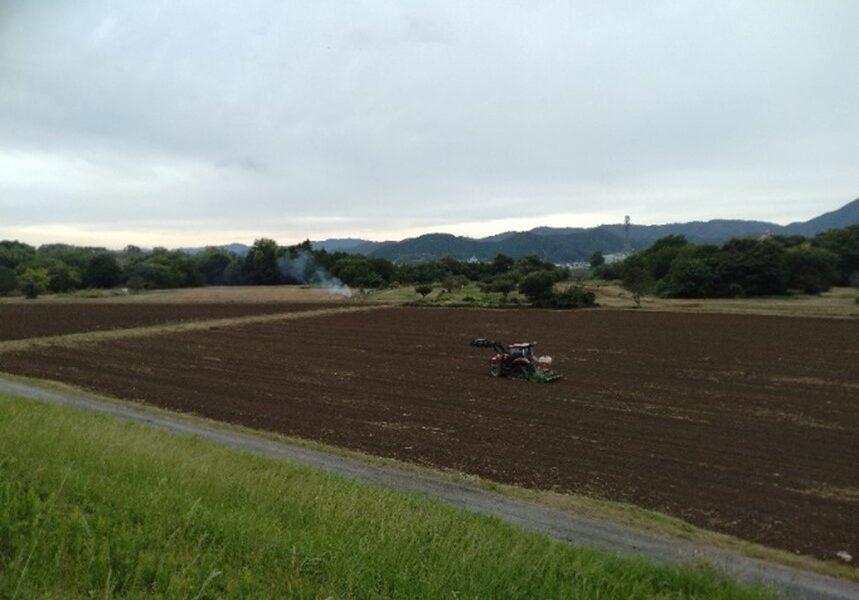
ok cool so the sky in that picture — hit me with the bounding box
[1,1,857,248]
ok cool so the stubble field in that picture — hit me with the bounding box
[0,302,325,341]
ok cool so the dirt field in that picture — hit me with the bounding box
[0,303,325,341]
[1,307,856,564]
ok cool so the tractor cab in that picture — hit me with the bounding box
[508,342,535,359]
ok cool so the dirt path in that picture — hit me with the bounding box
[0,304,387,352]
[2,378,857,600]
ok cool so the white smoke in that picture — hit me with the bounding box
[277,252,352,298]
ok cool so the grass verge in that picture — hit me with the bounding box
[369,283,527,306]
[3,372,854,584]
[587,282,859,318]
[0,394,777,599]
[3,372,855,583]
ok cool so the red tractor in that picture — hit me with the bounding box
[470,338,563,382]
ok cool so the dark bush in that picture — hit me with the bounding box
[84,253,122,288]
[415,284,433,297]
[0,266,17,296]
[518,271,555,302]
[544,286,596,309]
[715,239,786,296]
[727,282,745,298]
[658,255,718,298]
[783,245,838,294]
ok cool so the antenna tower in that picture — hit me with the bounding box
[624,216,631,253]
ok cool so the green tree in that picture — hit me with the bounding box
[715,239,786,296]
[660,257,717,298]
[515,255,553,277]
[658,247,718,298]
[490,277,516,299]
[593,261,624,281]
[415,284,433,298]
[24,257,83,293]
[0,266,17,295]
[46,260,82,292]
[783,245,838,294]
[294,239,314,253]
[637,235,689,281]
[37,244,98,274]
[367,257,395,284]
[196,248,233,285]
[224,257,246,285]
[396,261,448,285]
[442,274,469,292]
[0,240,36,269]
[518,271,555,303]
[152,251,202,287]
[245,238,282,285]
[621,265,654,307]
[84,253,122,288]
[18,267,50,299]
[123,250,202,289]
[590,251,605,269]
[439,256,465,276]
[332,258,383,288]
[550,285,597,309]
[490,253,515,275]
[813,225,859,285]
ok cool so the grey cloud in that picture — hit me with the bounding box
[1,1,857,246]
[402,16,455,44]
[215,156,267,172]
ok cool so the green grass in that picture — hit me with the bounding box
[370,284,526,307]
[0,395,776,599]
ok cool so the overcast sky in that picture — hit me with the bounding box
[1,1,857,247]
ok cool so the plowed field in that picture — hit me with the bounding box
[0,303,323,341]
[2,307,857,564]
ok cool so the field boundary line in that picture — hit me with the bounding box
[1,377,857,600]
[0,305,390,353]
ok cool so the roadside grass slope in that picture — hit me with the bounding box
[0,395,776,599]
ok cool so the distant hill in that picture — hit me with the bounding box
[175,198,858,262]
[221,243,250,256]
[783,198,859,237]
[370,234,487,262]
[366,197,859,262]
[369,230,627,263]
[177,242,250,256]
[311,238,391,254]
[596,220,776,246]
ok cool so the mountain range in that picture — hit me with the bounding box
[203,198,859,263]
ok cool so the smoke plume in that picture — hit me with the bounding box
[277,252,352,298]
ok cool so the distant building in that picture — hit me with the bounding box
[603,252,631,264]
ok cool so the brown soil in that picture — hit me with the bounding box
[0,303,324,341]
[0,285,347,305]
[2,307,857,564]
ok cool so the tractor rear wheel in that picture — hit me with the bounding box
[514,365,532,380]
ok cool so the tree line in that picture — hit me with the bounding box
[597,225,859,304]
[1,225,855,302]
[0,238,570,299]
